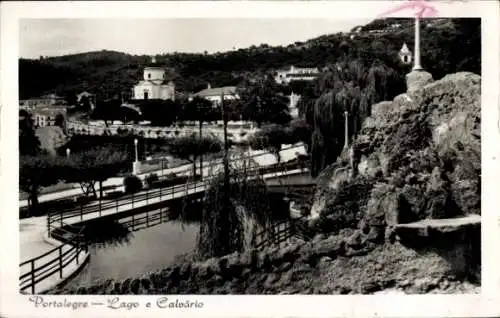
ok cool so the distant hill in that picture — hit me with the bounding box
[19,18,480,100]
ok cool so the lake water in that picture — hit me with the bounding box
[62,192,302,290]
[64,209,199,289]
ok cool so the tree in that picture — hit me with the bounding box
[239,77,292,126]
[90,98,122,127]
[61,147,129,198]
[19,155,64,215]
[249,124,292,164]
[19,110,41,156]
[183,96,214,177]
[168,134,222,177]
[288,117,312,149]
[55,113,65,131]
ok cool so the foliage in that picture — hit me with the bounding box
[168,134,222,176]
[19,19,479,101]
[145,173,159,187]
[137,99,180,126]
[238,77,292,126]
[62,147,129,197]
[123,175,143,194]
[249,124,292,163]
[19,155,65,215]
[288,117,312,149]
[19,110,41,156]
[306,60,402,176]
[183,96,214,124]
[198,156,273,258]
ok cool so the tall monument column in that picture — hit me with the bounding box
[412,16,423,71]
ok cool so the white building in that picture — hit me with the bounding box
[399,43,412,65]
[275,65,320,84]
[191,84,239,107]
[133,57,175,101]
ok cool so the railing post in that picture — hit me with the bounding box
[58,246,63,279]
[131,214,135,231]
[99,196,102,217]
[132,193,134,208]
[160,185,162,202]
[47,214,51,236]
[146,211,149,227]
[76,235,80,265]
[31,260,35,294]
[146,189,149,204]
[115,198,118,213]
[80,203,83,222]
[60,209,63,228]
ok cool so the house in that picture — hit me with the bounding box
[190,84,239,107]
[32,106,67,128]
[20,93,66,110]
[274,65,321,84]
[133,57,175,101]
[77,91,96,110]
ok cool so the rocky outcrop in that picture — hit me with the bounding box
[52,232,479,295]
[310,72,481,240]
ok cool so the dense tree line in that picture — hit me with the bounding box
[19,19,480,100]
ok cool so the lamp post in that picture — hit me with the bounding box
[413,16,423,71]
[343,111,349,149]
[134,138,139,162]
[66,148,70,157]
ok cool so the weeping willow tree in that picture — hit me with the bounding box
[197,154,275,259]
[307,59,404,176]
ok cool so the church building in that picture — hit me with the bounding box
[133,57,175,101]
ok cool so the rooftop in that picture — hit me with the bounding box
[194,86,238,97]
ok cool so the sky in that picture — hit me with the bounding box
[19,18,371,58]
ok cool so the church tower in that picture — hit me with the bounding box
[133,56,175,101]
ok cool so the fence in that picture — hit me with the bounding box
[46,162,310,234]
[254,216,310,250]
[19,223,88,294]
[22,144,309,217]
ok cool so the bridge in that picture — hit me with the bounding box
[19,156,316,295]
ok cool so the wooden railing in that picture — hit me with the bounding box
[22,144,309,216]
[19,223,88,294]
[46,161,310,233]
[254,216,309,250]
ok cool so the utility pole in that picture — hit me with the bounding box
[220,91,231,255]
[221,92,230,194]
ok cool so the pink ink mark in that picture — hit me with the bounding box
[378,0,439,19]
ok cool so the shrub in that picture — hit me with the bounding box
[145,173,159,187]
[124,175,143,193]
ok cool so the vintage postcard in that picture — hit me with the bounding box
[1,0,499,317]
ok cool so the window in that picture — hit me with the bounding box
[148,73,151,79]
[144,91,149,100]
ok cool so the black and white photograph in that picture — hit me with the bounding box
[1,0,499,317]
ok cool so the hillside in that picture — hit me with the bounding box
[19,18,480,100]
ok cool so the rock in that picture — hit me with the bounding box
[263,273,280,290]
[406,70,434,93]
[277,261,293,272]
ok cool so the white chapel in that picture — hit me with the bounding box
[133,57,175,101]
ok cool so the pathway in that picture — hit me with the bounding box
[19,144,307,208]
[19,166,309,293]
